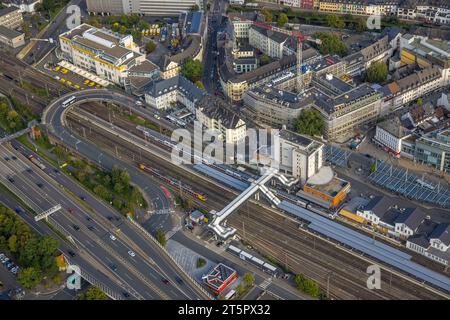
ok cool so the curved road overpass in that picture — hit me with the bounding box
[42,89,212,300]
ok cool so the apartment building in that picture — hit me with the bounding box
[0,24,24,47]
[319,0,399,16]
[144,75,205,111]
[196,96,247,144]
[0,6,22,29]
[381,66,442,109]
[59,24,159,87]
[249,25,290,59]
[400,34,450,86]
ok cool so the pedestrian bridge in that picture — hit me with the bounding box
[210,167,286,239]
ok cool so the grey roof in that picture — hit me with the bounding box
[190,210,204,219]
[0,5,19,17]
[279,129,315,147]
[378,117,410,139]
[146,75,205,102]
[197,95,244,129]
[380,208,401,226]
[362,196,392,218]
[250,25,289,44]
[407,234,431,249]
[394,207,425,231]
[0,24,22,39]
[430,223,450,246]
[314,83,380,115]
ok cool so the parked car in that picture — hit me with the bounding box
[128,250,136,257]
[68,250,76,257]
[110,234,116,241]
[72,225,80,231]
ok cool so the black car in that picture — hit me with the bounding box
[26,168,32,173]
[109,264,117,271]
[4,156,9,161]
[11,156,17,160]
[36,182,43,188]
[122,292,130,298]
[85,216,92,221]
[7,177,14,183]
[80,195,86,201]
[87,226,94,231]
[72,225,80,231]
[68,250,76,257]
[107,216,113,221]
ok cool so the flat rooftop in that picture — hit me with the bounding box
[305,176,349,198]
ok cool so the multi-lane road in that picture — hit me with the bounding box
[0,140,209,300]
[49,94,450,299]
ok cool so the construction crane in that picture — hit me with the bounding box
[252,21,321,93]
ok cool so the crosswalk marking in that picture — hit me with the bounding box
[259,278,272,290]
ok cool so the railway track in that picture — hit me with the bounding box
[63,109,448,300]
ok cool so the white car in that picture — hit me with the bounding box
[109,234,116,241]
[128,250,136,257]
[135,101,143,106]
[154,114,161,119]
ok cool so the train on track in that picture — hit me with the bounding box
[138,163,208,201]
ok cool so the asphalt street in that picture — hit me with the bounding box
[0,143,204,300]
[43,91,212,300]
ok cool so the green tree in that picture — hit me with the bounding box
[243,272,255,287]
[261,9,273,23]
[195,80,205,90]
[294,274,320,298]
[365,60,388,83]
[88,17,101,28]
[79,286,109,300]
[191,4,199,11]
[93,184,110,200]
[259,54,270,66]
[155,228,167,247]
[53,145,67,160]
[326,14,345,29]
[181,58,203,83]
[145,41,157,54]
[277,13,288,27]
[8,235,18,253]
[119,170,130,185]
[355,17,367,32]
[295,109,324,137]
[21,22,31,37]
[313,32,348,56]
[17,267,42,289]
[417,97,423,107]
[114,182,124,194]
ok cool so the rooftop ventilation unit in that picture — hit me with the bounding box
[326,73,333,81]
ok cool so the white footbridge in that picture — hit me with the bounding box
[209,167,298,239]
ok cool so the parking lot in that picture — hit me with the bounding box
[37,53,103,91]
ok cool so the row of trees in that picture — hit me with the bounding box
[0,205,59,289]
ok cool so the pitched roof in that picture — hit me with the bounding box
[362,196,392,218]
[430,223,450,246]
[394,207,425,231]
